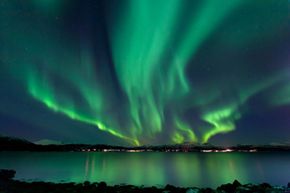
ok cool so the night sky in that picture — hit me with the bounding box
[0,0,290,146]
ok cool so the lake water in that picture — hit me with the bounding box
[0,152,289,188]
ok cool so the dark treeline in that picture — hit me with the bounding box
[0,136,124,152]
[1,136,290,152]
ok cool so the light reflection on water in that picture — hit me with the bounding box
[0,152,289,188]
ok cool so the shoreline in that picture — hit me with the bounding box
[1,170,289,193]
[1,179,289,193]
[2,135,290,153]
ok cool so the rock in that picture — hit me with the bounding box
[217,180,243,193]
[201,188,214,193]
[198,188,213,193]
[165,184,176,191]
[98,181,107,190]
[260,182,271,189]
[186,188,199,193]
[83,181,90,186]
[0,169,16,180]
[233,180,241,188]
[235,186,252,193]
[217,183,235,193]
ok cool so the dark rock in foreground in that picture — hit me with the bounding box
[0,169,15,181]
[0,169,288,193]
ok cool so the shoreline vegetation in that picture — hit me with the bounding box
[0,170,289,193]
[1,136,290,153]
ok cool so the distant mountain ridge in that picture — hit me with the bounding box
[0,135,36,151]
[34,139,63,145]
[1,136,290,152]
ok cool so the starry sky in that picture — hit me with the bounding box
[0,0,290,146]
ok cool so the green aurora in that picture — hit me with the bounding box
[0,0,289,145]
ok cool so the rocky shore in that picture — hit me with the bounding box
[0,169,289,193]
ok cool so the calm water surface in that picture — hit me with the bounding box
[0,152,289,188]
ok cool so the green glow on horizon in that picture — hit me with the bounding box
[202,107,239,143]
[107,0,243,144]
[25,0,287,145]
[28,70,140,146]
[174,119,198,143]
[172,132,185,144]
[1,0,288,145]
[109,0,182,137]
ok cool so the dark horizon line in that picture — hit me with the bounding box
[2,135,290,153]
[1,134,290,148]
